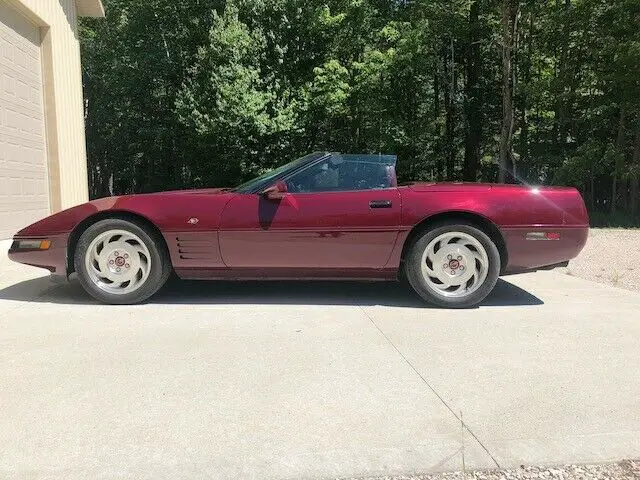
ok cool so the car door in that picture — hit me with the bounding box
[218,155,402,270]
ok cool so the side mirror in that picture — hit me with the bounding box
[261,180,288,201]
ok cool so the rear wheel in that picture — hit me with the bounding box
[405,222,500,308]
[74,219,171,304]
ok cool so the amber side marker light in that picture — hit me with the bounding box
[12,239,52,250]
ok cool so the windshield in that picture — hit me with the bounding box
[233,152,329,193]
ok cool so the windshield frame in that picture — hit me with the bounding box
[233,152,331,194]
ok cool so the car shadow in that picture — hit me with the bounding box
[0,276,543,308]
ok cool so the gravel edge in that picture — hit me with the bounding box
[338,460,640,480]
[560,229,640,293]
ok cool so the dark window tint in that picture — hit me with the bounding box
[286,154,394,193]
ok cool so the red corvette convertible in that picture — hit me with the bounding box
[8,152,589,307]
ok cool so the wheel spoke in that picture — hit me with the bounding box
[89,260,104,277]
[421,260,435,277]
[436,275,451,289]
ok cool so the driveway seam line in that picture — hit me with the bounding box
[359,306,501,469]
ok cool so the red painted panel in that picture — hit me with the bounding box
[9,181,589,279]
[502,226,589,272]
[398,184,589,272]
[163,231,224,270]
[8,233,69,275]
[96,190,233,232]
[219,190,402,269]
[400,184,588,228]
[13,189,234,237]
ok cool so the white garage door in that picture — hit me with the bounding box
[0,3,49,239]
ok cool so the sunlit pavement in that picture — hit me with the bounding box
[1,239,639,480]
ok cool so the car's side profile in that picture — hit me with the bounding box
[8,152,589,307]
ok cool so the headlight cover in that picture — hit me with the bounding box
[11,239,52,251]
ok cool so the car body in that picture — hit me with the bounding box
[8,152,589,307]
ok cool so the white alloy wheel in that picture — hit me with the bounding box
[84,229,152,295]
[404,222,501,308]
[420,231,489,298]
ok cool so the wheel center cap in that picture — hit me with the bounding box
[449,259,460,269]
[115,256,126,267]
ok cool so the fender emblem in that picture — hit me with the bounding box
[187,217,199,225]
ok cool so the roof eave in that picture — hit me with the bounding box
[76,0,105,18]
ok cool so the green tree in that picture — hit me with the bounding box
[80,0,640,225]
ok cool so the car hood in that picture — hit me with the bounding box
[15,188,235,237]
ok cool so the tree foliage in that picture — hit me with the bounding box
[81,0,640,223]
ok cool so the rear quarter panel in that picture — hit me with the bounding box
[398,184,589,272]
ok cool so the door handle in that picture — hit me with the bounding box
[369,200,392,209]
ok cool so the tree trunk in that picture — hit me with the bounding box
[443,38,456,180]
[463,0,482,182]
[499,0,518,183]
[611,104,626,212]
[518,9,533,180]
[555,0,571,158]
[434,59,442,181]
[631,121,640,218]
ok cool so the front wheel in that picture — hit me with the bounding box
[74,219,172,304]
[405,222,500,308]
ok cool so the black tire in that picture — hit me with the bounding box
[74,218,172,304]
[404,221,500,308]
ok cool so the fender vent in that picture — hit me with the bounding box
[175,235,217,260]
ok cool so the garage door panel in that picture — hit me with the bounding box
[1,105,43,139]
[0,3,49,239]
[1,128,45,162]
[1,143,47,178]
[1,56,43,102]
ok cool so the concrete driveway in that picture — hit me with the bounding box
[1,240,639,480]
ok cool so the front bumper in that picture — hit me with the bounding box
[8,234,69,277]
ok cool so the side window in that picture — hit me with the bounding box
[287,158,338,193]
[287,155,393,193]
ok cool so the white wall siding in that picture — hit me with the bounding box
[16,0,89,211]
[0,2,49,239]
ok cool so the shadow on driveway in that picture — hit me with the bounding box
[0,276,543,308]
